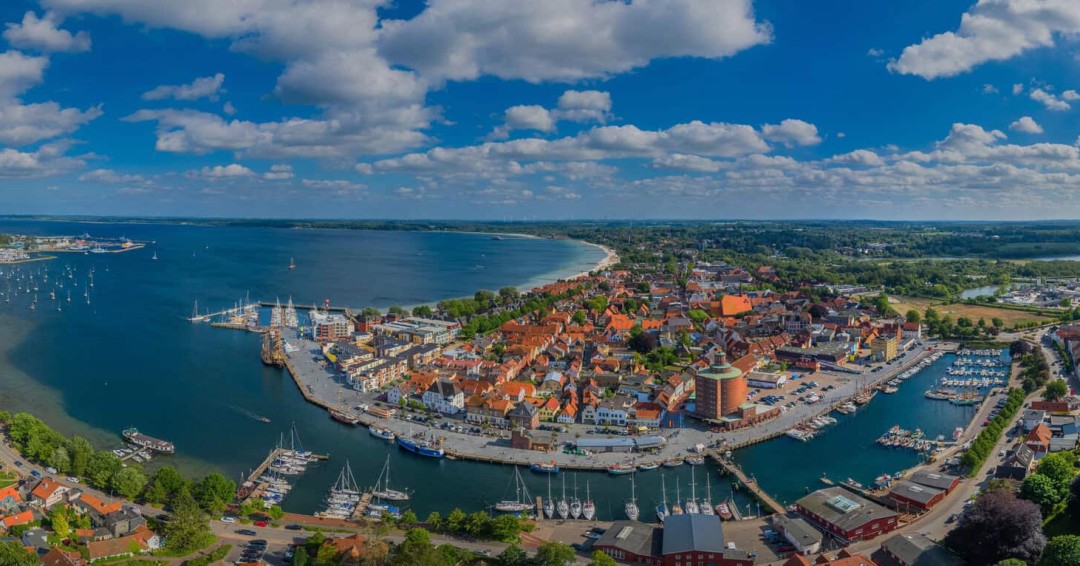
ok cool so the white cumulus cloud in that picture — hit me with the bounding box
[889,0,1080,79]
[1030,88,1071,111]
[1009,116,1043,134]
[3,11,90,53]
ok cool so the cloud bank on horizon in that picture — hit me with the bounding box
[2,0,1080,220]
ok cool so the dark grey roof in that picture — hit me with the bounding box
[908,471,959,491]
[661,513,726,555]
[509,401,539,418]
[796,487,897,533]
[595,521,660,558]
[888,481,943,505]
[773,515,822,547]
[1023,409,1046,420]
[881,533,964,566]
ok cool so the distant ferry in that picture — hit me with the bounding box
[397,437,444,458]
[329,409,360,425]
[122,428,174,454]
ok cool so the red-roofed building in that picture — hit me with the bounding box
[1026,423,1053,457]
[30,478,68,509]
[0,510,34,531]
[0,485,21,511]
[719,295,753,316]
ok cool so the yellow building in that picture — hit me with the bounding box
[871,337,897,362]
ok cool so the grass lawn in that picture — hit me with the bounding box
[0,471,16,489]
[892,296,1056,328]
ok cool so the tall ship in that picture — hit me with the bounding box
[397,435,445,458]
[122,428,174,454]
[329,408,360,425]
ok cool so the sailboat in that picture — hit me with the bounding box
[152,251,157,261]
[685,468,700,514]
[319,461,363,519]
[701,477,715,516]
[672,483,684,515]
[583,481,595,521]
[656,475,670,523]
[288,257,296,270]
[624,474,640,521]
[570,474,582,519]
[372,454,409,501]
[495,467,534,513]
[557,475,569,519]
[543,475,555,519]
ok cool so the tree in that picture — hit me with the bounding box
[572,310,587,325]
[589,551,619,566]
[475,290,496,304]
[425,511,442,531]
[0,541,38,566]
[905,309,921,323]
[489,514,521,543]
[1070,475,1080,520]
[192,472,235,514]
[496,544,528,566]
[390,528,448,566]
[86,450,121,489]
[163,490,214,554]
[398,509,418,528]
[1042,535,1080,566]
[499,287,519,302]
[412,305,433,317]
[389,305,407,316]
[111,466,148,500]
[627,331,657,354]
[48,446,71,473]
[316,542,339,565]
[360,307,381,318]
[688,309,708,325]
[268,505,285,521]
[292,546,309,566]
[1021,473,1062,514]
[992,317,1004,328]
[445,508,466,533]
[67,436,93,478]
[533,541,577,566]
[1034,452,1077,486]
[945,490,1045,565]
[146,466,188,504]
[50,513,71,540]
[1044,380,1069,402]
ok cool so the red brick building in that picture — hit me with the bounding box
[795,487,899,543]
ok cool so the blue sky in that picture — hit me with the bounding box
[3,0,1080,220]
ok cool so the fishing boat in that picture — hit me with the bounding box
[329,407,360,425]
[570,475,582,520]
[717,501,733,520]
[557,476,569,519]
[637,462,660,472]
[624,474,640,521]
[662,458,683,468]
[495,467,534,513]
[397,436,444,458]
[531,461,560,474]
[369,426,396,441]
[685,456,705,466]
[607,464,634,475]
[122,428,174,454]
[543,475,555,519]
[372,454,409,501]
[583,481,595,521]
[656,475,670,523]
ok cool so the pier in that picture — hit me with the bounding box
[709,454,784,516]
[241,448,330,505]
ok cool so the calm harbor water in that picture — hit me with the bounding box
[732,352,996,506]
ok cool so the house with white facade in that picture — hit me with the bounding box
[422,380,464,414]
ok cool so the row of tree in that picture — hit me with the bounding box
[958,388,1026,474]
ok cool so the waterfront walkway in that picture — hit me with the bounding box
[709,454,784,515]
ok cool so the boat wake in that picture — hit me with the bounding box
[227,404,271,423]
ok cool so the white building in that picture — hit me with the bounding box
[422,380,464,414]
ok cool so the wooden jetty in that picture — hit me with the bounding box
[709,453,784,516]
[349,493,374,522]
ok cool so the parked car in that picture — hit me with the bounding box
[220,516,236,523]
[45,467,58,474]
[66,476,79,484]
[285,524,303,530]
[254,520,268,527]
[236,529,258,536]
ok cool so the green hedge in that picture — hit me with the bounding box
[959,388,1026,476]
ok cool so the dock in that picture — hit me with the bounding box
[710,453,784,516]
[241,448,329,505]
[349,493,374,522]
